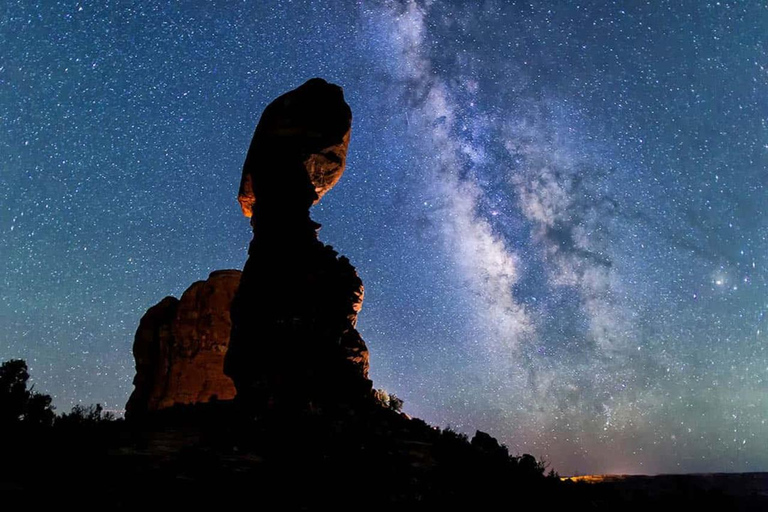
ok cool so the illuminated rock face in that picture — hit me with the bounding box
[225,78,372,411]
[126,270,240,417]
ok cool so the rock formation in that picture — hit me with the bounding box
[106,78,569,510]
[236,78,352,217]
[225,78,372,411]
[126,270,240,417]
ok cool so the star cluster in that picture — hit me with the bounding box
[1,1,766,475]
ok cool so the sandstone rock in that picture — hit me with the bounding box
[225,79,372,410]
[126,270,240,417]
[237,77,352,217]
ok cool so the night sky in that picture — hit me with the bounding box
[2,1,767,475]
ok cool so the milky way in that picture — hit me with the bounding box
[1,1,767,475]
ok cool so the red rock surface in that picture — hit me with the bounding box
[126,270,240,417]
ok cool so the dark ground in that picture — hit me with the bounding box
[2,402,767,511]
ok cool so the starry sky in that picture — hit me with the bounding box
[2,1,767,475]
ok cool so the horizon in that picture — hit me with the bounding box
[1,1,766,476]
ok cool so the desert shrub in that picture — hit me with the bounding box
[441,426,469,444]
[387,393,404,413]
[56,403,115,427]
[373,388,404,413]
[516,453,550,478]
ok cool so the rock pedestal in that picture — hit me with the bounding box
[224,78,372,411]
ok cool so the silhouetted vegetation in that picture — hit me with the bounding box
[0,359,119,431]
[56,403,116,428]
[373,388,404,413]
[0,361,564,509]
[0,358,55,427]
[1,358,764,510]
[387,393,404,413]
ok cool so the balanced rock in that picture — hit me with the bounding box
[237,77,352,217]
[225,78,372,411]
[126,270,240,417]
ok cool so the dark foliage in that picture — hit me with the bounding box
[24,391,56,427]
[388,393,404,413]
[373,388,405,413]
[0,359,55,427]
[1,359,763,510]
[56,403,116,428]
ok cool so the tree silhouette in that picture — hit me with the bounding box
[25,391,56,426]
[0,359,55,427]
[0,359,29,424]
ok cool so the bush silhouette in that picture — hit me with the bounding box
[56,403,115,427]
[25,391,56,427]
[387,393,404,413]
[373,388,404,413]
[0,358,55,427]
[519,452,547,475]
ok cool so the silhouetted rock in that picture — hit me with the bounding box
[126,270,240,417]
[237,77,352,217]
[225,78,372,411]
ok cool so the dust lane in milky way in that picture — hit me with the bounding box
[1,1,766,475]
